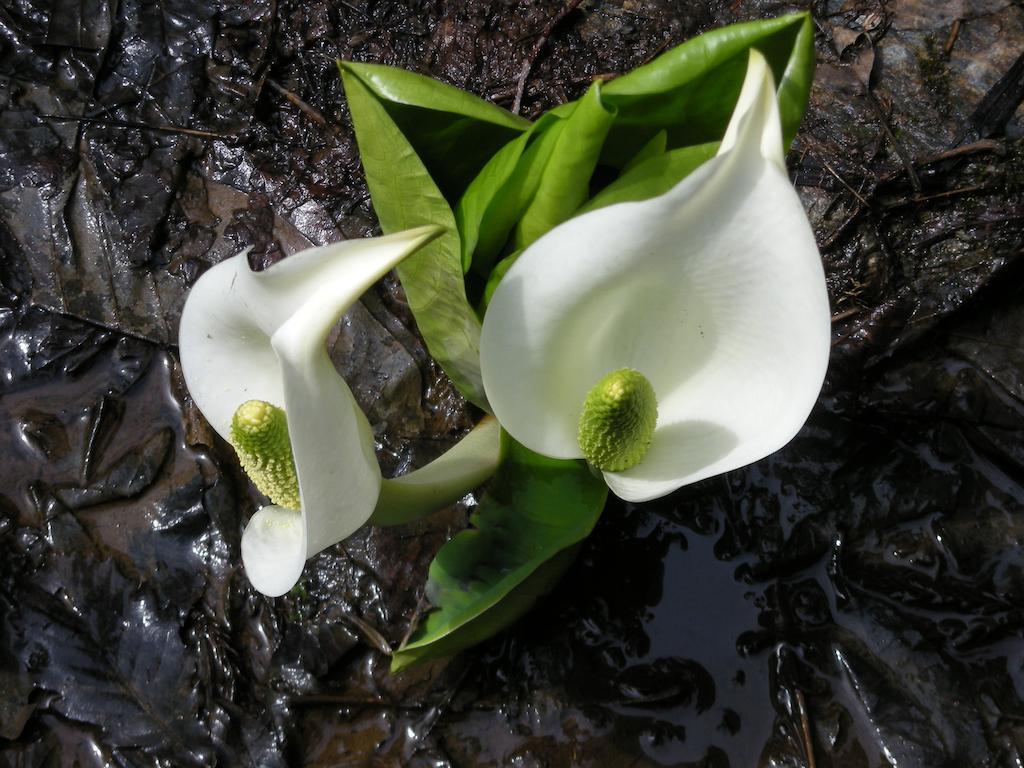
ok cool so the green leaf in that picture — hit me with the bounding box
[461,112,566,278]
[600,12,815,165]
[391,433,608,672]
[340,65,489,409]
[512,82,616,250]
[340,61,529,202]
[458,82,615,278]
[479,248,521,315]
[580,141,718,213]
[622,129,668,172]
[454,129,533,274]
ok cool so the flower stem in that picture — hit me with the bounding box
[371,417,503,526]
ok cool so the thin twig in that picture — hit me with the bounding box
[821,160,872,208]
[795,688,817,768]
[266,78,332,128]
[512,0,585,115]
[343,612,393,656]
[944,18,962,58]
[831,307,862,324]
[39,113,232,141]
[868,92,922,193]
[877,139,1004,184]
[820,210,864,250]
[397,591,430,650]
[882,184,988,209]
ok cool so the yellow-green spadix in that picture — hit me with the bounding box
[480,50,831,502]
[179,229,501,597]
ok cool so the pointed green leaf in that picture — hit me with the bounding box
[340,65,488,409]
[600,12,814,164]
[512,82,616,249]
[340,61,529,202]
[462,112,566,278]
[622,129,668,172]
[391,433,608,672]
[459,83,615,279]
[454,129,533,273]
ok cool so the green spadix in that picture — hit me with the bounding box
[231,399,301,510]
[577,368,658,472]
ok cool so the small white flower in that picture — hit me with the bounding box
[480,50,831,502]
[179,228,499,596]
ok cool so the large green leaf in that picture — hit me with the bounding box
[599,12,814,165]
[457,83,615,279]
[339,62,529,202]
[340,65,489,408]
[461,113,566,279]
[391,433,608,672]
[454,128,534,274]
[512,82,616,249]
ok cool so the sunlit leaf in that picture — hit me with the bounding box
[391,433,608,672]
[340,64,489,408]
[460,113,564,279]
[599,12,814,165]
[512,82,616,249]
[340,61,529,201]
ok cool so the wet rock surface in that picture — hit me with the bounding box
[1,0,1023,765]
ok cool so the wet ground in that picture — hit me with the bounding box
[1,0,1023,766]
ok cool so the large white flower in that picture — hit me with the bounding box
[180,227,499,596]
[480,50,830,503]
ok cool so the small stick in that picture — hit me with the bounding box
[873,139,1002,184]
[512,0,585,115]
[820,206,865,250]
[868,93,922,193]
[40,113,232,141]
[344,612,393,656]
[882,184,987,209]
[821,159,872,208]
[795,688,817,768]
[397,591,430,650]
[944,19,962,58]
[831,307,862,324]
[266,78,331,128]
[915,138,1004,165]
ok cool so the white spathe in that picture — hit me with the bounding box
[480,50,831,503]
[179,227,443,597]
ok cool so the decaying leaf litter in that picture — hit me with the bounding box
[1,0,1023,765]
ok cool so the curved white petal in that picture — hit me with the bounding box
[178,252,284,440]
[269,226,442,558]
[241,505,305,597]
[719,48,784,168]
[272,325,380,558]
[481,50,829,500]
[180,226,444,595]
[179,227,443,442]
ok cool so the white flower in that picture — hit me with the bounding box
[479,50,830,502]
[179,228,499,595]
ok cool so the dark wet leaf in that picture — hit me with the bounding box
[6,556,211,765]
[54,427,173,509]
